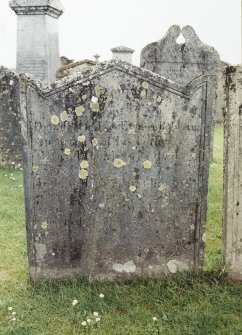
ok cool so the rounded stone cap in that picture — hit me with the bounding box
[9,0,64,18]
[111,46,135,54]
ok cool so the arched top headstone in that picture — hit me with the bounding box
[140,25,220,86]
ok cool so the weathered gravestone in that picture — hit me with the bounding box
[223,66,242,280]
[140,25,220,86]
[0,67,22,167]
[140,25,220,127]
[19,59,215,281]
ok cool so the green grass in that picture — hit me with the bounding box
[0,124,241,335]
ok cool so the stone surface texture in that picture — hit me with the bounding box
[19,59,215,281]
[223,65,242,280]
[9,0,63,84]
[0,67,22,167]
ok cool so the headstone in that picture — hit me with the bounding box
[9,0,64,84]
[19,60,215,281]
[223,65,242,280]
[140,25,220,86]
[0,67,22,167]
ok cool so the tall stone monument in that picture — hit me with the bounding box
[19,59,215,281]
[9,0,64,84]
[224,66,242,280]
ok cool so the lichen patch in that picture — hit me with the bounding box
[80,160,89,169]
[142,81,149,89]
[78,135,86,143]
[90,102,99,112]
[113,158,126,168]
[79,169,88,180]
[158,183,167,192]
[41,221,48,229]
[94,85,101,97]
[32,165,39,173]
[64,148,71,155]
[129,185,136,192]
[140,89,146,97]
[51,115,59,125]
[75,105,85,116]
[143,160,152,169]
[60,111,69,122]
[92,138,98,146]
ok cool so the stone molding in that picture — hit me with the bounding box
[9,0,64,18]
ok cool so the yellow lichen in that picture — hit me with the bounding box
[113,158,126,168]
[140,90,146,97]
[60,111,69,122]
[32,165,39,173]
[92,138,98,146]
[142,81,149,89]
[51,115,59,125]
[94,85,101,97]
[75,105,85,116]
[64,148,71,155]
[82,94,87,100]
[158,183,167,192]
[41,221,48,229]
[129,185,136,192]
[80,160,89,169]
[78,169,88,180]
[78,135,86,143]
[90,102,99,112]
[157,96,163,103]
[143,160,152,169]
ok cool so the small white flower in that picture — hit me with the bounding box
[153,317,158,321]
[99,293,104,298]
[11,317,17,321]
[93,311,99,317]
[87,319,91,324]
[95,317,101,322]
[72,299,78,306]
[81,321,87,326]
[8,307,13,311]
[12,312,16,316]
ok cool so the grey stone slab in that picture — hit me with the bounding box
[140,25,220,86]
[223,65,242,280]
[19,59,215,281]
[0,67,22,167]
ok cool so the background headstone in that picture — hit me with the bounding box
[223,65,242,280]
[0,67,22,167]
[20,60,215,281]
[140,25,220,125]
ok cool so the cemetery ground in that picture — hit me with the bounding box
[0,125,241,335]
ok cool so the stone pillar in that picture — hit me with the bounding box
[224,65,242,280]
[9,0,64,84]
[111,46,134,64]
